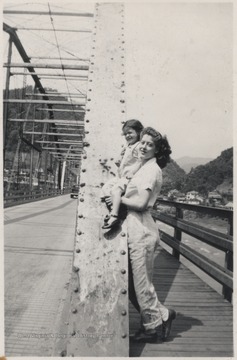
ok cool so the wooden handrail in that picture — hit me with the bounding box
[152,200,233,302]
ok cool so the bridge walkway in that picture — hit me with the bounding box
[129,248,233,357]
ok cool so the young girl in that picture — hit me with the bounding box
[101,119,144,229]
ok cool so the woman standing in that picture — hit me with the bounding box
[120,127,176,342]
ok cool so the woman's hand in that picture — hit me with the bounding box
[104,195,113,207]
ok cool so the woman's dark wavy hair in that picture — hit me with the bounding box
[140,127,172,169]
[122,119,144,135]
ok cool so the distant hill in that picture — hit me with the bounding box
[181,148,233,196]
[161,148,233,197]
[161,159,186,194]
[175,156,213,173]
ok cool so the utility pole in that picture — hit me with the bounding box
[3,36,13,165]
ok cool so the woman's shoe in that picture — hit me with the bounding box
[102,215,119,229]
[133,328,158,343]
[161,309,176,341]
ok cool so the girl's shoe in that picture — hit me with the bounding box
[102,215,119,229]
[103,214,110,223]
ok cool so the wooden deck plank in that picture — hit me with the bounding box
[129,246,233,357]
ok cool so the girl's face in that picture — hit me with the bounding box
[139,134,156,160]
[123,127,139,145]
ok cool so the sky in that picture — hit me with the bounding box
[2,1,234,160]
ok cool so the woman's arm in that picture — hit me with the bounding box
[121,189,151,212]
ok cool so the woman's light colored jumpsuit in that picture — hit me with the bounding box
[124,157,169,330]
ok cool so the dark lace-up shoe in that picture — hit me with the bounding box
[133,328,158,343]
[161,309,176,341]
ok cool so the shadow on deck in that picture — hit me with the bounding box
[129,247,233,357]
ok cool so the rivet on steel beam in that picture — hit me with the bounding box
[73,266,79,272]
[86,119,90,123]
[77,231,82,236]
[121,289,127,294]
[89,80,93,82]
[80,183,85,187]
[80,198,84,202]
[82,169,86,172]
[122,333,127,338]
[89,89,92,91]
[83,142,90,147]
[121,269,126,274]
[120,100,125,103]
[60,350,67,357]
[78,214,83,218]
[100,182,104,186]
[121,110,125,113]
[120,250,126,255]
[71,330,76,336]
[121,310,127,316]
[83,156,87,159]
[111,158,114,160]
[121,232,126,237]
[76,248,81,254]
[74,287,79,292]
[88,99,91,101]
[72,308,77,314]
[85,130,89,134]
[87,109,91,111]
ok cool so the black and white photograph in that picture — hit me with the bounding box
[1,0,234,357]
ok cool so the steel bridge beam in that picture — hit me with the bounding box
[4,99,86,106]
[9,119,83,125]
[54,3,128,357]
[3,10,94,17]
[3,22,67,170]
[4,62,89,71]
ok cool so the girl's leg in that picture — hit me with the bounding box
[103,188,123,228]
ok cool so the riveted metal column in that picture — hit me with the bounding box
[57,3,128,357]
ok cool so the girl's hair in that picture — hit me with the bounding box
[122,119,144,135]
[140,127,172,169]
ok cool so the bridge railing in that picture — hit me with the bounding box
[4,187,71,207]
[151,199,233,302]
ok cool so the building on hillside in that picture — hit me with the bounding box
[208,190,223,206]
[225,202,233,210]
[186,191,199,200]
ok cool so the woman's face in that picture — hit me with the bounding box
[139,134,156,160]
[123,127,139,145]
